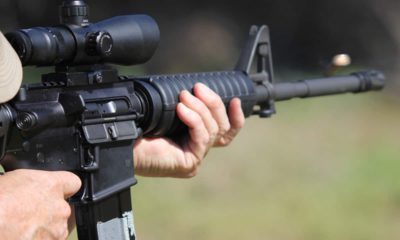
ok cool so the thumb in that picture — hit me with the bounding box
[53,171,82,199]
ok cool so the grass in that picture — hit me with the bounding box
[67,91,400,240]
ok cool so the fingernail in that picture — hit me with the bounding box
[181,90,190,95]
[178,102,188,111]
[195,83,211,95]
[232,97,241,107]
[236,98,242,107]
[194,83,206,88]
[180,90,190,100]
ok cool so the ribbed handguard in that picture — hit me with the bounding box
[136,71,258,136]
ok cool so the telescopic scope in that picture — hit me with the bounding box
[5,1,160,66]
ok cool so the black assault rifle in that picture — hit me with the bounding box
[0,1,384,239]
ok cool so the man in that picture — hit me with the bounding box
[0,31,244,239]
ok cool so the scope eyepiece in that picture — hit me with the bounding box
[6,27,75,66]
[6,15,160,67]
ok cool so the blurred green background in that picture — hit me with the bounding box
[0,0,399,239]
[132,94,400,240]
[68,93,399,240]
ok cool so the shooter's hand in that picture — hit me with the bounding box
[134,83,245,178]
[0,169,81,240]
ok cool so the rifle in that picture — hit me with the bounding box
[0,0,384,239]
